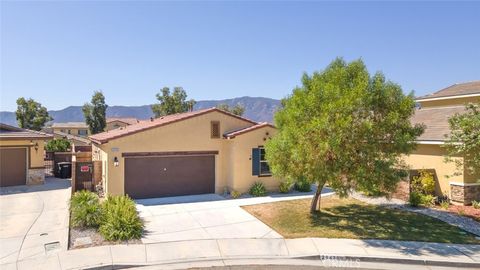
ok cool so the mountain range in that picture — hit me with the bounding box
[0,96,281,127]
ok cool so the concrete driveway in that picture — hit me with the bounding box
[0,178,71,265]
[136,188,333,243]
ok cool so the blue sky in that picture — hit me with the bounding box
[1,1,479,111]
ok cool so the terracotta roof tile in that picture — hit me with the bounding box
[224,122,275,138]
[417,81,480,100]
[90,108,257,144]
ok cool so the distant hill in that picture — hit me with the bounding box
[0,96,281,127]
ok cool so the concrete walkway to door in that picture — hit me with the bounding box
[0,178,71,265]
[136,187,334,243]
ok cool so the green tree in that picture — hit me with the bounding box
[151,87,196,117]
[15,98,52,131]
[444,102,480,178]
[45,138,71,152]
[83,91,108,134]
[216,103,245,116]
[265,58,424,213]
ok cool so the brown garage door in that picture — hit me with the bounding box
[125,155,215,199]
[0,148,27,187]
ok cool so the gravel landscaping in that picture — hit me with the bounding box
[69,227,142,249]
[351,192,480,237]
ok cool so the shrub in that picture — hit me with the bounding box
[45,138,71,152]
[230,190,242,199]
[294,179,311,192]
[472,200,480,209]
[279,181,291,193]
[249,182,267,197]
[412,170,435,195]
[420,194,435,207]
[409,191,422,207]
[70,190,102,228]
[99,195,143,241]
[440,201,450,210]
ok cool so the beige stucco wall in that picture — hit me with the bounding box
[403,144,464,196]
[94,111,254,196]
[105,121,130,131]
[418,96,479,108]
[228,126,281,193]
[53,127,90,136]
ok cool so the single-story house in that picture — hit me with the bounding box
[0,123,53,187]
[106,117,140,131]
[404,81,480,204]
[90,108,279,199]
[52,122,89,137]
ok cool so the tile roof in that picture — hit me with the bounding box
[224,122,275,139]
[51,122,89,128]
[417,81,480,100]
[106,117,139,125]
[410,106,466,142]
[90,108,257,144]
[0,123,53,140]
[53,131,91,145]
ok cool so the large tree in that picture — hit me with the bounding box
[444,102,480,178]
[216,103,245,116]
[15,97,52,131]
[83,91,108,134]
[265,58,424,213]
[151,87,196,117]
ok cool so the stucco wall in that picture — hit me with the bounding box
[95,111,253,196]
[418,96,479,108]
[228,127,281,193]
[0,139,45,168]
[403,144,464,196]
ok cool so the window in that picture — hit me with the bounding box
[259,147,271,175]
[78,129,88,136]
[252,147,271,176]
[60,129,65,133]
[211,121,220,138]
[67,130,71,134]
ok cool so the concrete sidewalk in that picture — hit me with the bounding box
[2,237,479,270]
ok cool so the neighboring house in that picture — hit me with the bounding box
[90,108,278,199]
[53,131,91,147]
[0,123,53,187]
[52,122,89,137]
[404,81,480,204]
[105,117,139,131]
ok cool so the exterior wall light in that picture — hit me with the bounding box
[113,156,119,167]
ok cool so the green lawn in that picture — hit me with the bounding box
[242,196,480,244]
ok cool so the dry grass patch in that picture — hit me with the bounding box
[242,196,480,244]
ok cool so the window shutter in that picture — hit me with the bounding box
[252,148,260,176]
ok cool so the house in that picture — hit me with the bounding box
[0,123,53,187]
[403,81,480,204]
[90,108,278,199]
[53,131,91,149]
[51,122,89,137]
[106,117,139,131]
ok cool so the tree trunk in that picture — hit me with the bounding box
[310,183,324,213]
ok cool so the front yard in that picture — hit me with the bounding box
[242,196,480,244]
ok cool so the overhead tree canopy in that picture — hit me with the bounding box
[216,103,245,116]
[83,91,108,134]
[15,97,52,131]
[265,58,424,213]
[45,138,71,152]
[444,102,480,179]
[151,87,196,117]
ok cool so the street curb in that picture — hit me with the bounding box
[298,254,480,268]
[83,255,480,270]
